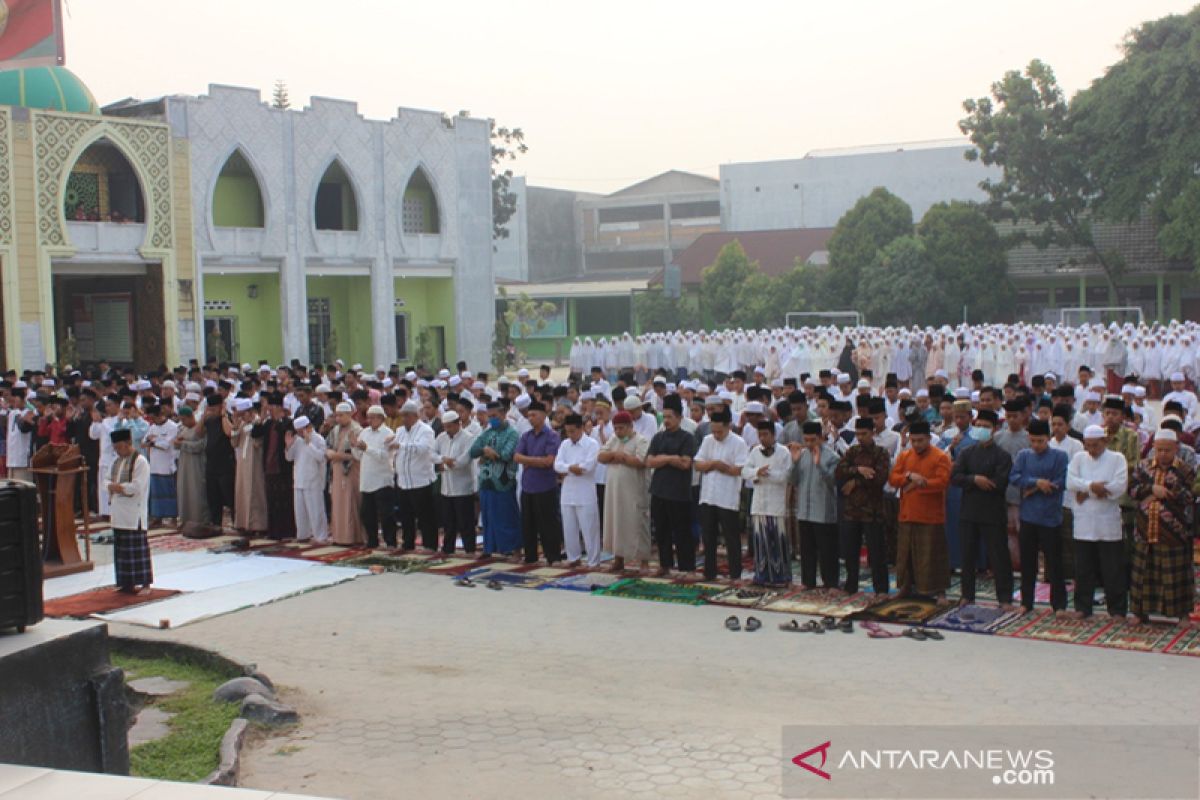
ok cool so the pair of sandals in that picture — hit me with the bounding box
[779,616,853,634]
[858,620,943,640]
[725,615,762,632]
[455,576,503,590]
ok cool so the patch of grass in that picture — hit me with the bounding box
[113,651,242,782]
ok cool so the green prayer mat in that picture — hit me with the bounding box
[598,578,723,606]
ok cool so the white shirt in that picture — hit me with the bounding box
[630,410,658,442]
[90,415,119,467]
[553,434,600,506]
[108,453,150,530]
[286,431,328,490]
[434,429,478,497]
[590,421,613,485]
[1049,434,1084,509]
[354,424,395,493]
[1066,449,1128,541]
[392,421,436,489]
[5,406,32,469]
[143,420,179,475]
[695,433,749,511]
[741,445,792,516]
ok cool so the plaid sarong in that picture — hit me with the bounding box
[1131,540,1194,619]
[113,527,153,589]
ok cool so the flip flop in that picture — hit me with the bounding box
[486,579,503,591]
[901,628,928,641]
[918,628,944,640]
[838,618,854,633]
[745,616,762,632]
[454,577,475,588]
[860,621,900,639]
[778,619,804,632]
[725,615,741,631]
[820,616,838,630]
[800,620,825,634]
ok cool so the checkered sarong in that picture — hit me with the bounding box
[113,528,153,589]
[1130,540,1195,618]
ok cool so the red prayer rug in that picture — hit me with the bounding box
[44,587,180,618]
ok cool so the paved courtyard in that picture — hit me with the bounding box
[111,572,1199,799]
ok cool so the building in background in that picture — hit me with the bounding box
[492,176,588,284]
[111,85,495,371]
[720,139,993,231]
[0,65,198,372]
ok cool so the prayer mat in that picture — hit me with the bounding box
[995,610,1113,645]
[344,554,437,574]
[426,557,492,575]
[461,568,549,589]
[520,566,581,578]
[707,586,783,609]
[1089,622,1181,653]
[297,545,371,564]
[597,578,722,606]
[760,588,862,618]
[149,534,211,554]
[925,604,1022,635]
[44,587,180,618]
[545,572,625,592]
[850,595,943,625]
[1163,626,1200,657]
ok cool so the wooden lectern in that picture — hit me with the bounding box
[30,444,93,578]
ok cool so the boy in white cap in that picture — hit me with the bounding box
[285,416,329,542]
[434,410,478,554]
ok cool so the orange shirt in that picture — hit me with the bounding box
[888,446,951,524]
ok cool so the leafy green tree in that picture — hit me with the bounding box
[918,202,1014,322]
[700,241,756,327]
[856,236,944,327]
[635,289,699,333]
[490,121,527,242]
[493,286,555,367]
[824,188,913,308]
[1069,8,1200,272]
[960,60,1123,288]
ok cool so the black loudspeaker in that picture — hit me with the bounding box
[0,480,44,632]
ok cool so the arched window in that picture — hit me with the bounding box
[213,150,265,228]
[314,160,359,231]
[402,167,439,234]
[65,139,145,223]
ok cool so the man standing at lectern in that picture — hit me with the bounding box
[107,428,153,594]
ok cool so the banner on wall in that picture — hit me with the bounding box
[0,0,64,69]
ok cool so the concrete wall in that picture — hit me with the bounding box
[721,142,999,231]
[493,178,582,284]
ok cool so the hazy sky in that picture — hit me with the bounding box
[64,0,1194,194]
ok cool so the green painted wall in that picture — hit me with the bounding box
[212,174,264,228]
[394,277,455,367]
[306,276,373,366]
[202,273,283,365]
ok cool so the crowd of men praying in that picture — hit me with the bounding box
[0,322,1195,624]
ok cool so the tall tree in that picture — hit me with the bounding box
[635,290,699,333]
[918,202,1015,323]
[856,236,943,327]
[700,241,757,328]
[271,80,290,109]
[959,60,1123,288]
[824,188,913,308]
[1069,7,1200,272]
[490,121,528,241]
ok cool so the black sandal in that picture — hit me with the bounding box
[745,616,762,632]
[725,615,741,631]
[779,619,803,632]
[821,616,838,630]
[902,628,927,641]
[454,577,475,588]
[486,579,503,590]
[801,620,825,634]
[919,628,944,640]
[838,618,854,633]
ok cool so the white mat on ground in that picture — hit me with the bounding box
[42,551,243,600]
[151,554,316,593]
[96,564,369,628]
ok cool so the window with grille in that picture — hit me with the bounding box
[308,298,331,365]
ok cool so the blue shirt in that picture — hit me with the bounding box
[1009,447,1069,527]
[515,425,561,494]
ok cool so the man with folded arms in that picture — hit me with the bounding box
[1009,418,1069,614]
[1065,425,1129,619]
[950,409,1014,610]
[888,421,952,601]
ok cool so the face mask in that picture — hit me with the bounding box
[488,418,502,430]
[969,426,992,443]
